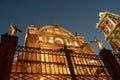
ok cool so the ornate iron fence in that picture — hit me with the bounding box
[10,46,113,80]
[114,54,120,65]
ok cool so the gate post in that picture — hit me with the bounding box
[99,48,120,80]
[64,45,76,80]
[0,34,18,80]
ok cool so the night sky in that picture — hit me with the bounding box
[0,0,120,54]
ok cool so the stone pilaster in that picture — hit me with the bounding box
[0,34,18,80]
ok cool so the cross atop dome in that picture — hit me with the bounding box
[52,23,59,28]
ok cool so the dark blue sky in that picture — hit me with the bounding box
[0,0,120,54]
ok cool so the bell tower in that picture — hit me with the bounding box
[96,11,120,54]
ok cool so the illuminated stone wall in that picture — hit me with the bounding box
[24,24,94,54]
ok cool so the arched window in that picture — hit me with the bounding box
[39,36,43,41]
[48,37,54,43]
[74,41,79,46]
[54,38,64,44]
[64,39,70,45]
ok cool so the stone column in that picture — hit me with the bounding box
[99,48,120,80]
[0,34,18,80]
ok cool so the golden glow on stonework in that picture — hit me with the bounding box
[40,77,44,80]
[24,25,94,54]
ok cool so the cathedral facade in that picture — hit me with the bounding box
[24,24,94,54]
[10,24,110,80]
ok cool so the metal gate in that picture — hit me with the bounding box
[10,46,113,80]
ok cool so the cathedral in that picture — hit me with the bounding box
[24,24,94,54]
